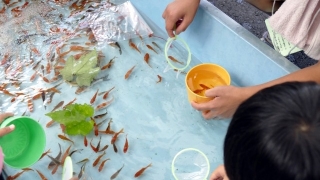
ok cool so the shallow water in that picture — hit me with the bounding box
[0,1,232,179]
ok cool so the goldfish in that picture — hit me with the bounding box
[129,39,141,54]
[134,163,152,178]
[22,168,33,171]
[48,144,61,169]
[199,84,212,90]
[41,91,46,103]
[94,111,108,119]
[111,128,124,144]
[58,134,74,144]
[74,52,86,60]
[105,119,115,134]
[90,136,101,153]
[94,121,99,136]
[61,145,72,164]
[84,136,88,147]
[76,158,89,164]
[125,65,136,80]
[156,75,162,83]
[51,101,64,112]
[123,134,129,153]
[1,89,15,96]
[110,164,124,180]
[30,70,38,81]
[109,42,122,54]
[75,86,88,94]
[90,89,99,104]
[168,56,184,65]
[36,170,48,180]
[193,84,212,94]
[144,53,151,67]
[69,45,88,52]
[96,97,114,111]
[46,120,55,128]
[47,92,55,104]
[193,89,203,94]
[39,73,50,83]
[27,98,34,112]
[46,154,61,166]
[173,69,186,75]
[63,98,77,109]
[146,44,158,54]
[47,81,63,92]
[0,53,10,66]
[99,144,109,152]
[113,143,118,153]
[69,149,82,157]
[46,62,51,74]
[32,92,42,100]
[93,151,106,167]
[137,31,145,44]
[7,169,31,180]
[52,163,59,175]
[39,149,51,160]
[152,42,161,50]
[31,48,41,56]
[98,158,110,172]
[100,86,115,100]
[101,57,116,70]
[78,163,86,179]
[97,119,107,127]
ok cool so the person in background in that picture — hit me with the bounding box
[162,0,320,119]
[210,81,320,180]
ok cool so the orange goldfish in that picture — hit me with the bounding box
[125,65,136,80]
[134,163,152,178]
[168,55,184,65]
[98,158,110,172]
[156,75,162,83]
[123,134,129,153]
[146,44,158,54]
[111,128,124,144]
[129,39,141,54]
[93,151,106,167]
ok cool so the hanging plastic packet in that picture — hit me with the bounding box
[164,35,192,79]
[88,1,153,44]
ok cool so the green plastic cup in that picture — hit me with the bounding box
[0,116,46,169]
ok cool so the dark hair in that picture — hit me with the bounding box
[224,82,320,180]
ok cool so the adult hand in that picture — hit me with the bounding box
[210,165,229,180]
[162,0,200,37]
[191,86,252,119]
[0,113,15,137]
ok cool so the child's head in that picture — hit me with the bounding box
[224,81,320,180]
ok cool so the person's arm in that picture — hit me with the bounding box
[250,61,320,94]
[162,0,200,37]
[192,61,320,119]
[210,165,229,180]
[0,113,15,136]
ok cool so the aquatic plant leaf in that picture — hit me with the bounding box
[76,67,100,86]
[65,120,94,136]
[60,55,75,82]
[60,50,100,86]
[45,103,94,136]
